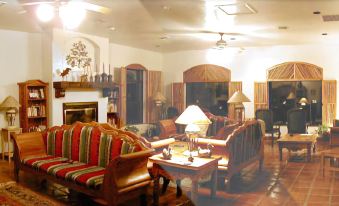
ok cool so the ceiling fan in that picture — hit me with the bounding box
[20,0,111,14]
[215,33,227,49]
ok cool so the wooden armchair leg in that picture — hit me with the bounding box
[176,179,182,197]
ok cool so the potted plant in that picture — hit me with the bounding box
[317,124,330,141]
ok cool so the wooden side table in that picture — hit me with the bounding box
[150,154,221,206]
[1,127,22,164]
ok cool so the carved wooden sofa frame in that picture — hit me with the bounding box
[13,122,154,206]
[197,120,264,190]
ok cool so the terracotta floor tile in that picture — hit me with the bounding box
[307,195,330,203]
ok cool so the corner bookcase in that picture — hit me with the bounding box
[18,80,49,132]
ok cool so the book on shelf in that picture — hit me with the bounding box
[28,88,45,99]
[27,105,46,117]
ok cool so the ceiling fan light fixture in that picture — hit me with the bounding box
[59,3,86,29]
[36,3,54,22]
[216,33,227,49]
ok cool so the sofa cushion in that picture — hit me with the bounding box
[22,155,68,170]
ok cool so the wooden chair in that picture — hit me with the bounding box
[287,108,307,134]
[158,119,185,140]
[255,109,281,147]
[330,119,339,147]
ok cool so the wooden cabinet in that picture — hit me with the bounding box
[18,80,49,132]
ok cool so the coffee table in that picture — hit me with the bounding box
[277,134,317,162]
[149,153,221,206]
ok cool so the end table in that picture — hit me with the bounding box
[1,127,22,164]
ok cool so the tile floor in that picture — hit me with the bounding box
[0,139,338,206]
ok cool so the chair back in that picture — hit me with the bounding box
[158,119,177,138]
[255,109,274,132]
[287,108,306,134]
[333,119,339,127]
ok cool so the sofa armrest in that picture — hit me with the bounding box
[104,149,154,190]
[13,132,47,161]
[150,138,175,150]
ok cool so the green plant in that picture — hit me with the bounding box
[317,124,330,141]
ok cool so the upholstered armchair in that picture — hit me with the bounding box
[287,108,307,134]
[255,109,281,147]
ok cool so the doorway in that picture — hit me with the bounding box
[126,69,144,124]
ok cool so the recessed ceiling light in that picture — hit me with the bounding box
[155,45,160,48]
[108,26,116,31]
[278,26,288,30]
[162,5,170,11]
[322,33,328,36]
[230,37,236,41]
[313,11,321,15]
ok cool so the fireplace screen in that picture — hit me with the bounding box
[63,102,98,125]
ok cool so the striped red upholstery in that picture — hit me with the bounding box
[29,123,144,189]
[22,156,105,189]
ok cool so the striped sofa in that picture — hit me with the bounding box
[13,122,154,206]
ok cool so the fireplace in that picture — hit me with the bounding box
[63,102,98,125]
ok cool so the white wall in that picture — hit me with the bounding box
[110,43,163,70]
[0,29,43,129]
[0,29,43,153]
[51,29,111,125]
[163,44,339,118]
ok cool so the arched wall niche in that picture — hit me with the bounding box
[183,64,231,83]
[64,37,100,72]
[267,61,323,81]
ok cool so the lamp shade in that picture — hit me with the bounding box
[0,96,20,110]
[299,97,308,104]
[228,91,250,103]
[153,92,166,103]
[175,105,211,125]
[287,91,296,99]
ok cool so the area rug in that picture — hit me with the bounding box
[0,181,63,206]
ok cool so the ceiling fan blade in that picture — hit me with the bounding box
[80,2,111,14]
[21,1,55,6]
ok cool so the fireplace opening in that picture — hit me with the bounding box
[63,102,98,125]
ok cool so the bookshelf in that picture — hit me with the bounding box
[17,80,49,132]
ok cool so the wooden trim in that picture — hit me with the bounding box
[171,83,185,114]
[126,64,147,71]
[183,64,231,83]
[322,80,337,126]
[254,82,268,112]
[120,67,127,126]
[267,61,323,81]
[146,71,163,123]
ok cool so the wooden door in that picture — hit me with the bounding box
[322,80,337,126]
[254,82,268,112]
[146,70,163,123]
[172,83,185,114]
[228,82,242,120]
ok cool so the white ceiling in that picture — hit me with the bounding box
[1,0,339,53]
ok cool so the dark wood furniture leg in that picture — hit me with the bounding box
[162,177,170,194]
[153,165,160,206]
[211,169,217,198]
[176,179,182,197]
[278,143,283,161]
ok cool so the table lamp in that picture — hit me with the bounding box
[299,97,308,106]
[175,105,211,162]
[0,96,21,129]
[227,91,250,122]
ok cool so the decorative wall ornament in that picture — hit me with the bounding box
[65,41,92,74]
